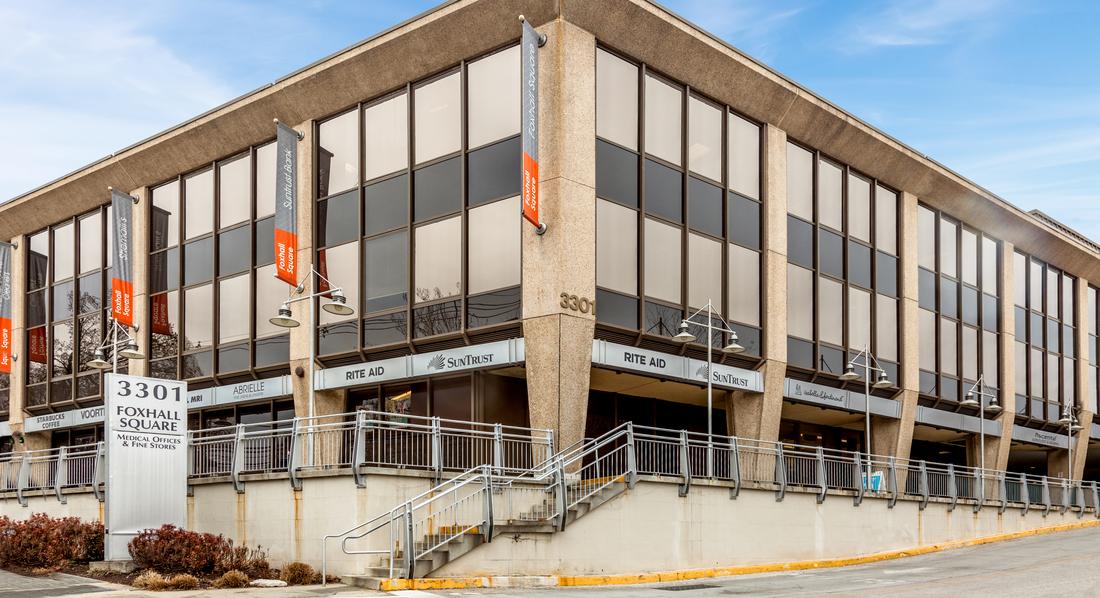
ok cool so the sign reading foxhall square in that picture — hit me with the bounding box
[104,374,187,561]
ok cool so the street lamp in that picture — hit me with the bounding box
[87,319,145,373]
[1057,408,1083,483]
[960,375,1002,473]
[673,298,744,477]
[839,344,892,488]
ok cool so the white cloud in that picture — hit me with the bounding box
[663,0,806,61]
[842,0,1006,50]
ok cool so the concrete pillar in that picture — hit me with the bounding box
[987,240,1018,472]
[521,18,596,451]
[128,186,151,377]
[6,234,34,447]
[285,119,317,422]
[727,124,786,443]
[1071,277,1092,480]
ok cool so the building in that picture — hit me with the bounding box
[2,0,1099,488]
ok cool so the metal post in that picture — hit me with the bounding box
[998,472,1008,514]
[404,505,416,579]
[729,437,741,500]
[863,345,872,486]
[1041,476,1051,516]
[92,441,105,502]
[705,301,714,479]
[231,424,245,493]
[1021,473,1030,516]
[814,447,827,504]
[947,463,958,512]
[625,423,637,489]
[431,417,443,483]
[853,451,864,506]
[887,456,898,509]
[1060,479,1070,515]
[918,460,929,511]
[555,457,568,532]
[1092,482,1100,519]
[678,429,691,497]
[774,443,786,502]
[482,470,494,542]
[16,453,29,507]
[54,446,67,504]
[288,418,302,491]
[351,410,367,488]
[307,283,316,467]
[973,469,984,514]
[492,423,504,475]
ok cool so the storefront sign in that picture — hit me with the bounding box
[23,411,73,432]
[109,189,135,327]
[916,406,1000,436]
[318,355,408,390]
[687,359,762,392]
[1012,425,1068,449]
[783,378,901,419]
[592,341,762,392]
[318,339,525,391]
[214,376,290,406]
[187,388,214,409]
[104,374,187,560]
[274,121,299,286]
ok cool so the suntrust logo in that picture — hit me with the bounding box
[426,352,496,371]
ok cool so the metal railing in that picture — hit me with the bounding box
[0,443,104,506]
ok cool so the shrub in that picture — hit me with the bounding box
[215,540,270,578]
[280,561,318,585]
[166,573,200,590]
[128,525,224,574]
[133,571,168,591]
[214,570,250,589]
[0,514,104,568]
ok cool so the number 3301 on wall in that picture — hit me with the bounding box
[560,292,595,314]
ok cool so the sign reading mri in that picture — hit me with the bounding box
[104,373,187,560]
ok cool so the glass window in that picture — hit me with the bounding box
[218,154,251,228]
[317,190,359,247]
[848,241,871,289]
[728,113,759,200]
[983,330,998,387]
[255,264,286,339]
[847,173,871,243]
[1029,258,1043,309]
[1030,347,1043,398]
[468,136,521,206]
[1046,267,1058,317]
[152,181,180,250]
[318,241,360,325]
[728,193,759,250]
[786,143,813,221]
[364,230,408,313]
[787,216,813,268]
[184,169,214,240]
[982,236,998,295]
[255,218,274,266]
[596,49,638,150]
[255,142,276,219]
[596,140,638,207]
[817,159,843,232]
[77,273,101,314]
[1015,341,1027,394]
[687,97,720,181]
[875,186,896,255]
[78,215,101,275]
[940,277,958,319]
[52,281,73,321]
[876,294,897,361]
[687,233,721,309]
[939,217,957,278]
[961,228,978,286]
[52,322,73,377]
[1047,353,1058,399]
[818,229,843,278]
[688,177,722,237]
[183,238,213,286]
[919,309,936,371]
[363,174,408,236]
[27,231,49,290]
[414,72,461,165]
[150,291,178,359]
[728,243,759,326]
[818,276,843,346]
[218,274,249,344]
[1062,274,1074,322]
[877,252,897,297]
[596,199,638,296]
[414,216,461,303]
[150,247,178,293]
[940,317,957,376]
[848,287,870,349]
[364,94,409,182]
[1013,251,1027,307]
[469,197,520,294]
[644,159,682,223]
[414,157,462,221]
[218,226,250,276]
[644,218,682,304]
[962,326,977,381]
[318,110,359,197]
[596,289,638,329]
[53,223,74,281]
[917,205,935,270]
[644,75,682,166]
[183,284,213,350]
[468,45,520,149]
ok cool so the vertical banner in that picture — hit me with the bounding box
[104,373,187,560]
[110,190,134,327]
[0,244,11,374]
[520,18,542,229]
[274,122,299,286]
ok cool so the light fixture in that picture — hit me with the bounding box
[959,391,980,408]
[839,364,859,381]
[87,348,112,370]
[322,289,355,316]
[722,336,745,354]
[118,341,145,360]
[872,370,892,389]
[986,401,1003,415]
[673,321,695,343]
[270,302,300,328]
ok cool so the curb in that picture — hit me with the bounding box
[377,518,1100,591]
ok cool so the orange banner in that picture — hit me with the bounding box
[275,228,298,286]
[28,326,47,364]
[151,294,172,336]
[111,277,134,327]
[522,151,539,227]
[0,317,10,374]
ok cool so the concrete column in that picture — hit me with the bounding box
[873,191,918,460]
[727,124,786,443]
[521,18,596,451]
[7,234,28,441]
[987,240,1017,472]
[128,186,151,377]
[1071,277,1092,480]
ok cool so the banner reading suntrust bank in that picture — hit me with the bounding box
[0,243,11,374]
[520,18,541,229]
[110,190,134,327]
[274,121,299,286]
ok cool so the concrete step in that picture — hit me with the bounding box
[341,575,385,590]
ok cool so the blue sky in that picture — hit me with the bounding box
[2,0,1098,242]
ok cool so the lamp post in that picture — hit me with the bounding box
[673,299,744,477]
[960,375,1002,473]
[1057,408,1082,482]
[839,344,892,488]
[268,267,355,464]
[87,319,146,373]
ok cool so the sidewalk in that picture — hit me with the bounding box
[0,569,382,597]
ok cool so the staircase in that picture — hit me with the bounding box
[324,423,638,588]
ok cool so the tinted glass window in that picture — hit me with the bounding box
[183,238,213,286]
[255,218,274,266]
[596,289,638,329]
[414,72,462,165]
[962,286,979,326]
[363,312,407,348]
[468,46,520,149]
[596,140,638,208]
[317,190,359,247]
[468,136,521,206]
[218,226,250,276]
[787,216,813,268]
[940,277,958,319]
[184,169,214,240]
[876,252,897,297]
[414,157,462,222]
[318,110,359,197]
[363,174,408,236]
[818,229,843,278]
[644,301,682,338]
[644,75,682,166]
[848,241,871,289]
[469,197,521,294]
[363,93,409,181]
[414,216,461,302]
[218,154,251,228]
[414,299,461,337]
[53,281,74,321]
[918,268,935,310]
[364,231,408,313]
[596,49,639,150]
[688,177,722,237]
[727,113,759,200]
[468,287,522,327]
[151,182,180,250]
[644,159,682,223]
[729,193,759,250]
[596,199,638,296]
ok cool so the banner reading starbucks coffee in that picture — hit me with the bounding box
[0,242,12,374]
[110,189,134,327]
[274,121,299,286]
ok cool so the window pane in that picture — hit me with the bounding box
[875,186,897,255]
[53,281,73,321]
[961,228,978,286]
[184,169,214,240]
[149,246,178,294]
[644,75,682,166]
[218,274,249,344]
[414,72,461,164]
[255,142,276,219]
[317,190,359,247]
[941,277,958,319]
[596,139,638,207]
[596,199,638,295]
[917,205,936,270]
[877,252,898,297]
[688,97,720,180]
[468,287,521,327]
[318,110,359,197]
[468,45,519,149]
[596,49,638,150]
[1063,274,1074,322]
[729,193,759,249]
[982,236,998,295]
[644,159,682,223]
[183,237,213,286]
[78,214,101,275]
[687,233,720,309]
[644,301,682,338]
[688,177,722,237]
[218,226,250,276]
[1029,258,1043,309]
[788,265,813,340]
[26,289,46,327]
[414,216,461,303]
[1046,266,1058,317]
[363,174,408,236]
[843,174,870,243]
[1030,347,1043,397]
[255,218,274,266]
[414,157,462,221]
[817,159,843,232]
[596,289,638,329]
[818,229,843,278]
[53,223,74,281]
[363,231,408,312]
[848,241,871,289]
[184,284,213,350]
[52,322,73,377]
[962,325,977,381]
[644,218,682,304]
[363,312,407,348]
[919,309,936,371]
[940,317,957,376]
[468,136,521,206]
[219,154,251,228]
[1047,353,1058,400]
[1015,341,1027,395]
[152,181,180,249]
[27,232,49,290]
[787,216,813,268]
[848,287,870,349]
[939,217,957,278]
[469,197,520,294]
[78,273,101,314]
[255,264,286,339]
[318,241,360,324]
[728,243,759,327]
[414,299,461,338]
[962,285,979,325]
[876,294,897,361]
[150,291,179,359]
[1013,251,1027,307]
[728,113,759,199]
[77,315,100,372]
[364,93,409,181]
[786,143,813,221]
[818,276,843,346]
[983,330,998,387]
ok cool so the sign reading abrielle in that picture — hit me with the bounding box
[274,121,299,286]
[104,374,187,561]
[520,17,541,229]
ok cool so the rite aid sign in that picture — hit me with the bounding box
[591,340,762,392]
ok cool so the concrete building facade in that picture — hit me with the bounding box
[2,0,1099,485]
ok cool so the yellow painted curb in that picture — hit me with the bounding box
[377,518,1100,591]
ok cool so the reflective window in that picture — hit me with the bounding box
[729,244,759,327]
[255,264,286,339]
[688,97,721,181]
[363,174,408,236]
[596,199,638,296]
[414,157,462,221]
[939,217,957,278]
[53,223,74,282]
[219,154,251,227]
[414,72,462,164]
[414,216,462,303]
[644,75,682,166]
[876,295,898,361]
[644,218,682,304]
[728,113,759,200]
[728,193,759,250]
[982,236,998,295]
[847,174,870,243]
[961,228,978,286]
[364,231,408,313]
[786,143,813,221]
[318,110,359,197]
[184,284,213,350]
[917,205,936,270]
[255,142,276,219]
[218,226,250,275]
[468,136,521,206]
[787,265,813,340]
[152,181,180,251]
[875,186,897,255]
[318,241,360,325]
[596,140,638,208]
[688,177,722,237]
[78,215,101,275]
[818,276,843,346]
[364,93,409,182]
[940,317,957,376]
[817,159,843,232]
[468,45,520,149]
[218,274,249,344]
[688,233,721,308]
[317,190,359,247]
[644,159,682,223]
[848,287,870,349]
[468,197,521,294]
[184,169,214,240]
[596,49,638,150]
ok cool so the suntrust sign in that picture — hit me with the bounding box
[592,340,762,392]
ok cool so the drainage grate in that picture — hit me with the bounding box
[660,583,720,591]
